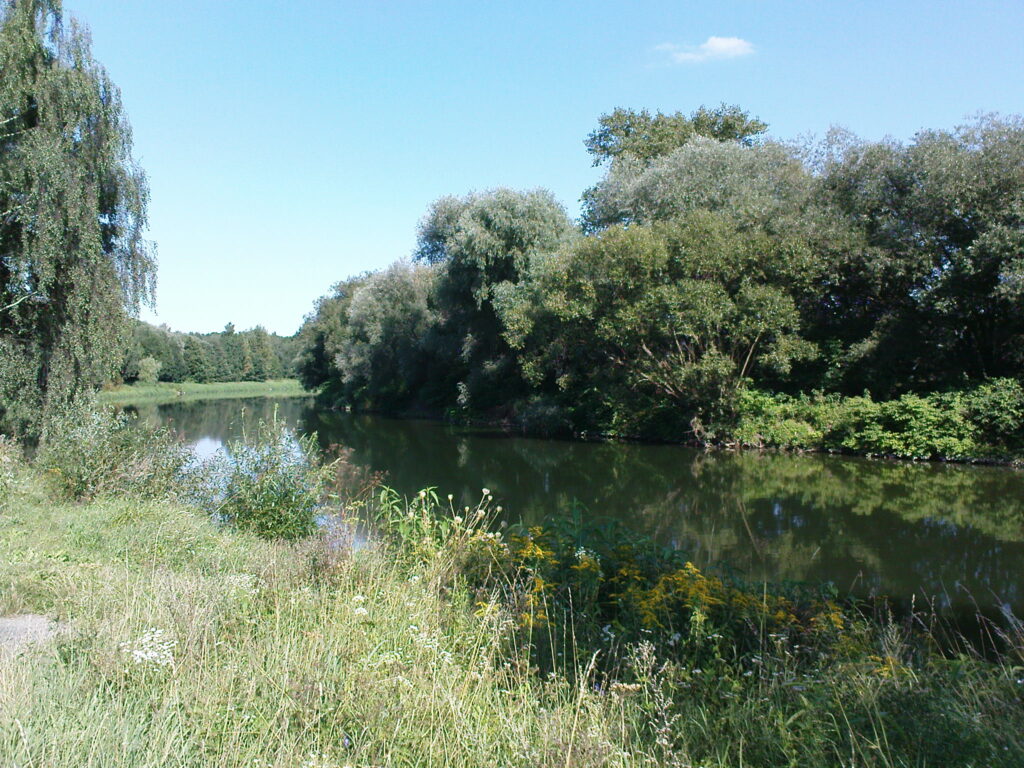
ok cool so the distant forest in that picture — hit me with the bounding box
[121,322,299,384]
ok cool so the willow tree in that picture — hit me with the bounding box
[0,0,154,433]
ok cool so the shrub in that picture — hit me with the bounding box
[963,378,1024,453]
[136,356,163,384]
[732,389,825,449]
[36,400,193,500]
[211,416,336,540]
[730,385,1024,461]
[829,393,977,459]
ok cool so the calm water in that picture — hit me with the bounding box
[132,396,1024,620]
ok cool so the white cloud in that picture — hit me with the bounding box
[655,36,755,64]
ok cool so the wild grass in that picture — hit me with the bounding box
[98,378,308,406]
[2,424,1023,766]
[35,403,195,501]
[0,469,658,766]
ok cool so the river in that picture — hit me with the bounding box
[129,395,1024,626]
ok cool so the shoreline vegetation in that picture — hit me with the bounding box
[2,414,1023,766]
[304,389,1024,468]
[102,375,1024,468]
[293,109,1024,467]
[99,379,308,406]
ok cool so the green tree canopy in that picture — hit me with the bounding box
[582,138,813,231]
[496,214,817,436]
[584,104,768,166]
[0,0,154,433]
[817,115,1024,394]
[414,188,575,411]
[335,260,437,408]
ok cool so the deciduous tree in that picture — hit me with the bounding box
[0,0,154,433]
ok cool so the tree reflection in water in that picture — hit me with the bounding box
[142,398,1024,620]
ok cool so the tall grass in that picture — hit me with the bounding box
[35,400,195,501]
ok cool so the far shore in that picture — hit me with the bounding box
[98,379,309,406]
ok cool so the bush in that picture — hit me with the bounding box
[36,400,193,500]
[210,416,336,540]
[731,384,1024,461]
[963,378,1024,453]
[136,356,163,384]
[829,392,977,459]
[732,389,826,449]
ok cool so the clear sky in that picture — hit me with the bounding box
[64,0,1024,336]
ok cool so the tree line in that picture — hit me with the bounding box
[296,105,1024,458]
[2,0,1020,455]
[122,321,299,385]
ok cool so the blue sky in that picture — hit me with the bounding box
[64,0,1024,335]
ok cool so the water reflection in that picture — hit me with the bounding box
[137,397,1024,616]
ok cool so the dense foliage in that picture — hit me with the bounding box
[0,0,155,435]
[120,320,298,384]
[208,415,335,540]
[298,106,1024,458]
[35,400,193,500]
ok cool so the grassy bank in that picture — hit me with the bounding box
[2,423,1023,767]
[99,378,308,406]
[0,451,660,767]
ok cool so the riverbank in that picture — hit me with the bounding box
[318,384,1024,468]
[2,428,1023,767]
[0,449,661,766]
[99,378,308,406]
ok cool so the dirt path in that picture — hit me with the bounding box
[0,615,60,654]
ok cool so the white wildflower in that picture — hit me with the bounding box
[224,573,261,596]
[121,628,176,668]
[352,606,369,617]
[574,546,599,562]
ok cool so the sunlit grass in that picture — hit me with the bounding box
[0,467,656,767]
[98,379,309,406]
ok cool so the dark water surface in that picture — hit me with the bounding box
[135,396,1024,621]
